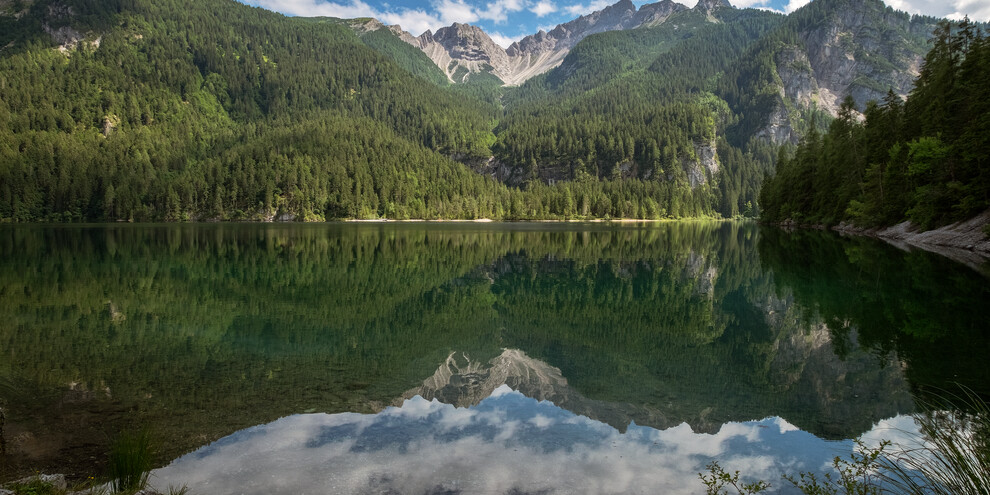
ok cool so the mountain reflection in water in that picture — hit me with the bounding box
[152,385,917,495]
[2,223,986,483]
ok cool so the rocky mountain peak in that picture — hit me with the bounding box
[694,0,732,13]
[408,22,510,81]
[429,22,504,59]
[635,0,689,27]
[391,0,715,85]
[545,0,639,45]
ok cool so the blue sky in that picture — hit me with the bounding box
[237,0,990,47]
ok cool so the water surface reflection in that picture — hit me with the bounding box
[1,223,986,483]
[153,385,918,495]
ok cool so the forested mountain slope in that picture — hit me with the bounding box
[483,0,943,218]
[490,5,784,218]
[0,0,513,221]
[0,0,968,222]
[760,20,990,230]
[388,0,691,85]
[721,0,938,145]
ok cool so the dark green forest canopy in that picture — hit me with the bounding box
[760,19,990,229]
[0,0,972,222]
[0,0,507,221]
[0,0,770,221]
[494,6,786,217]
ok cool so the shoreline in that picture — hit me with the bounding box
[778,210,990,271]
[2,217,746,225]
[341,217,731,223]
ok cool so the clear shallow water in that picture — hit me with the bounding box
[0,222,987,491]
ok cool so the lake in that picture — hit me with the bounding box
[0,222,987,494]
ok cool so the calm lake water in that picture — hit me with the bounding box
[0,222,987,493]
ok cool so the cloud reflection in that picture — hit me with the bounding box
[152,386,912,494]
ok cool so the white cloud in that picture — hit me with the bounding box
[477,0,526,23]
[952,0,990,21]
[784,0,810,13]
[530,0,557,16]
[728,0,767,7]
[250,0,377,18]
[490,384,513,396]
[754,6,784,14]
[873,0,990,22]
[379,9,444,35]
[153,391,898,495]
[436,0,480,24]
[564,0,610,16]
[723,0,784,14]
[489,31,525,47]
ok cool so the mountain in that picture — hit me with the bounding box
[390,0,690,85]
[378,0,936,138]
[400,325,912,437]
[479,0,949,217]
[723,0,939,144]
[0,0,976,223]
[0,0,513,222]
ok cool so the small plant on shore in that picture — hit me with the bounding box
[783,440,888,495]
[700,461,771,494]
[878,388,990,495]
[699,386,989,495]
[4,478,64,495]
[701,440,888,495]
[107,429,154,493]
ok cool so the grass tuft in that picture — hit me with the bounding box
[879,387,990,495]
[107,429,155,493]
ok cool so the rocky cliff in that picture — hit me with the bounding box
[756,0,935,143]
[410,23,510,83]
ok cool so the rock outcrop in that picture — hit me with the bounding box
[684,138,720,187]
[833,209,990,270]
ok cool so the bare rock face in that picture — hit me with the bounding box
[43,23,84,51]
[776,47,818,108]
[470,156,524,184]
[758,1,933,143]
[798,3,927,110]
[387,24,419,45]
[347,18,385,34]
[411,23,510,83]
[683,138,720,188]
[531,0,639,51]
[694,0,732,16]
[754,101,798,144]
[633,0,689,27]
[392,0,690,85]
